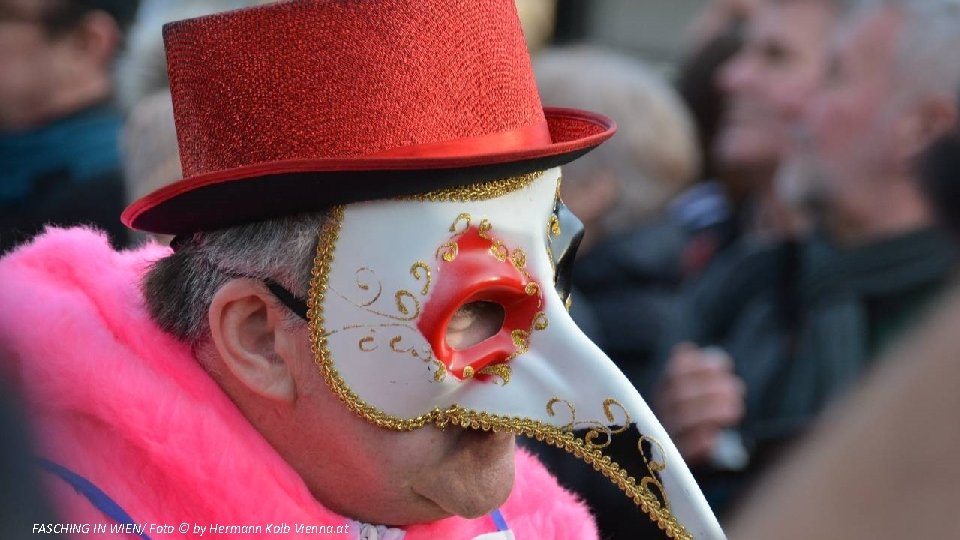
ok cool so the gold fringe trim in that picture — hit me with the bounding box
[397,171,546,202]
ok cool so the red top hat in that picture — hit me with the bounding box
[122,0,615,234]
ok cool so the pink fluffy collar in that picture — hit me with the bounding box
[0,228,598,540]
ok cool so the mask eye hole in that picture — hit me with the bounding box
[445,301,506,351]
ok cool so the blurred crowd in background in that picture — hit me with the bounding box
[4,0,960,538]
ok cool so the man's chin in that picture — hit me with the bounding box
[718,129,782,169]
[414,430,516,519]
[431,479,515,520]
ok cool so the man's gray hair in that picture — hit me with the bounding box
[855,0,960,99]
[143,213,325,344]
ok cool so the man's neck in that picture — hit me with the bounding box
[826,178,933,247]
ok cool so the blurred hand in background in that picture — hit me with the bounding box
[655,343,745,463]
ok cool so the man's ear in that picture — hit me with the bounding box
[898,94,958,164]
[208,279,297,403]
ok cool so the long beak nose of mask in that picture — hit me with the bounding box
[514,298,723,539]
[450,287,724,540]
[304,168,724,539]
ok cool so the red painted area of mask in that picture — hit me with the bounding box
[417,226,543,380]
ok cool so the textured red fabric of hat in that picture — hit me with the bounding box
[122,0,615,234]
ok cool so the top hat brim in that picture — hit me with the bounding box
[122,108,615,235]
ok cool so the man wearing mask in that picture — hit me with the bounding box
[0,1,724,538]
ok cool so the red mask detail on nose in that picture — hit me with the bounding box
[417,226,543,380]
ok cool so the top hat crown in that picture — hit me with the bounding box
[122,0,615,234]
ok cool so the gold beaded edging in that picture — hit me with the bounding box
[309,198,691,540]
[396,170,546,202]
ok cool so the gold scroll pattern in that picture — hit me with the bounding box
[324,256,446,381]
[545,175,564,273]
[308,203,692,539]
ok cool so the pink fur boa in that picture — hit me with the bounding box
[0,228,598,540]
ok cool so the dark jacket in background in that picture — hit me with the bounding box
[573,220,689,386]
[0,103,127,253]
[659,227,957,515]
[574,181,736,397]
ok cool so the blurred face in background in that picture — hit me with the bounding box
[0,0,64,128]
[788,8,906,237]
[716,0,837,194]
[0,0,115,130]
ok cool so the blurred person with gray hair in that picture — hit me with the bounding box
[120,90,177,246]
[731,87,960,540]
[656,0,960,519]
[535,46,700,254]
[534,46,699,362]
[655,1,850,498]
[0,0,140,253]
[119,0,270,245]
[118,0,275,109]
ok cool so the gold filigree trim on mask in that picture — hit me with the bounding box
[387,333,438,372]
[510,249,526,270]
[394,291,420,318]
[358,336,377,352]
[498,244,540,306]
[525,282,540,296]
[545,398,632,448]
[433,361,447,382]
[398,171,546,202]
[546,176,564,273]
[532,312,549,331]
[332,324,446,380]
[348,328,446,381]
[506,307,547,363]
[639,434,671,513]
[330,269,421,322]
[388,335,409,353]
[510,329,530,356]
[323,322,416,338]
[477,363,512,385]
[352,268,383,307]
[309,203,691,539]
[325,264,443,380]
[450,213,472,234]
[478,219,493,240]
[410,261,432,297]
[437,242,458,263]
[549,215,562,237]
[489,240,508,262]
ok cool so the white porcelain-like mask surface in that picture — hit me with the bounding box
[308,168,724,539]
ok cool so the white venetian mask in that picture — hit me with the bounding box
[304,167,723,540]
